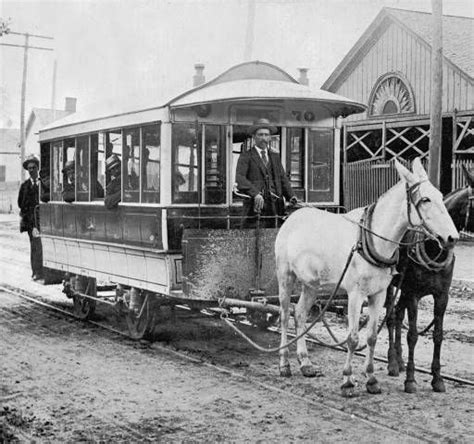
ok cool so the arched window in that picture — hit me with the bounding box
[368,73,415,117]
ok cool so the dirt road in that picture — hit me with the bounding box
[1,216,473,442]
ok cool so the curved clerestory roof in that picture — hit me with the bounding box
[167,60,366,117]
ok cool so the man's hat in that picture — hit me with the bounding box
[62,160,75,173]
[249,118,277,135]
[22,154,39,170]
[106,154,121,172]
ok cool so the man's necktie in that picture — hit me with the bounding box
[262,149,269,167]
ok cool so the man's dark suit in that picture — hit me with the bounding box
[236,147,293,227]
[18,178,43,278]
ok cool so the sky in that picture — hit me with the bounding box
[1,0,473,128]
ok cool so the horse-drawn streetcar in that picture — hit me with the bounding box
[36,60,471,395]
[38,61,365,334]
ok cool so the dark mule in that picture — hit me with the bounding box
[386,164,474,393]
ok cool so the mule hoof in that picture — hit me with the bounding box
[366,377,382,394]
[300,365,322,378]
[432,379,446,393]
[387,363,400,377]
[341,381,357,398]
[404,381,417,393]
[280,365,292,377]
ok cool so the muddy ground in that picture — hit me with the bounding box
[0,217,473,442]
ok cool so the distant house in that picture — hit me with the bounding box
[25,97,77,157]
[0,97,76,213]
[322,7,473,209]
[0,128,20,182]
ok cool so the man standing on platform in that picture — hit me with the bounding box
[18,154,43,280]
[236,118,297,228]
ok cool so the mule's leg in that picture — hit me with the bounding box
[394,296,407,372]
[386,286,399,377]
[341,291,364,398]
[364,290,385,394]
[295,284,320,377]
[431,290,449,392]
[404,294,419,393]
[278,270,295,377]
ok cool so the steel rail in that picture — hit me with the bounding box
[2,283,473,389]
[0,285,439,443]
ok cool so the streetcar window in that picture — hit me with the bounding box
[142,124,160,204]
[76,136,89,201]
[40,142,51,203]
[105,130,122,187]
[172,122,199,204]
[123,127,140,203]
[51,141,63,201]
[204,124,226,204]
[91,133,105,200]
[287,128,305,201]
[62,138,76,202]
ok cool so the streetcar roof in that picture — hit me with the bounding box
[39,61,365,140]
[167,60,366,116]
[167,78,366,116]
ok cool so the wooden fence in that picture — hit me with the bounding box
[343,158,472,240]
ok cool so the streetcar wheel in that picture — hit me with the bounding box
[125,294,155,340]
[73,277,97,320]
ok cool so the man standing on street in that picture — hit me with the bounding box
[18,154,43,281]
[236,118,297,228]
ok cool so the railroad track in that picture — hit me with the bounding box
[3,282,472,388]
[2,283,473,442]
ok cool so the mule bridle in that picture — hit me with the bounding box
[354,180,439,268]
[405,180,440,239]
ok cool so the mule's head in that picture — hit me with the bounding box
[394,157,459,249]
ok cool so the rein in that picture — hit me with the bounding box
[407,231,454,272]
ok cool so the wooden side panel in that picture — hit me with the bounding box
[42,236,174,294]
[39,204,52,235]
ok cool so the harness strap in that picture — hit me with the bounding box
[357,203,398,268]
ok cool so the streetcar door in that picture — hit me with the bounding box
[307,128,335,203]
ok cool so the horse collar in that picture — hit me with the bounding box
[357,203,399,268]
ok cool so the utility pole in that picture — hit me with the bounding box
[51,59,57,119]
[244,0,256,61]
[428,0,443,188]
[0,28,54,181]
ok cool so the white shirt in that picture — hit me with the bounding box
[255,146,269,163]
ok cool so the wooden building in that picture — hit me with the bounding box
[322,7,474,209]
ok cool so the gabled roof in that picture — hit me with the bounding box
[26,108,72,136]
[322,7,474,91]
[0,128,20,153]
